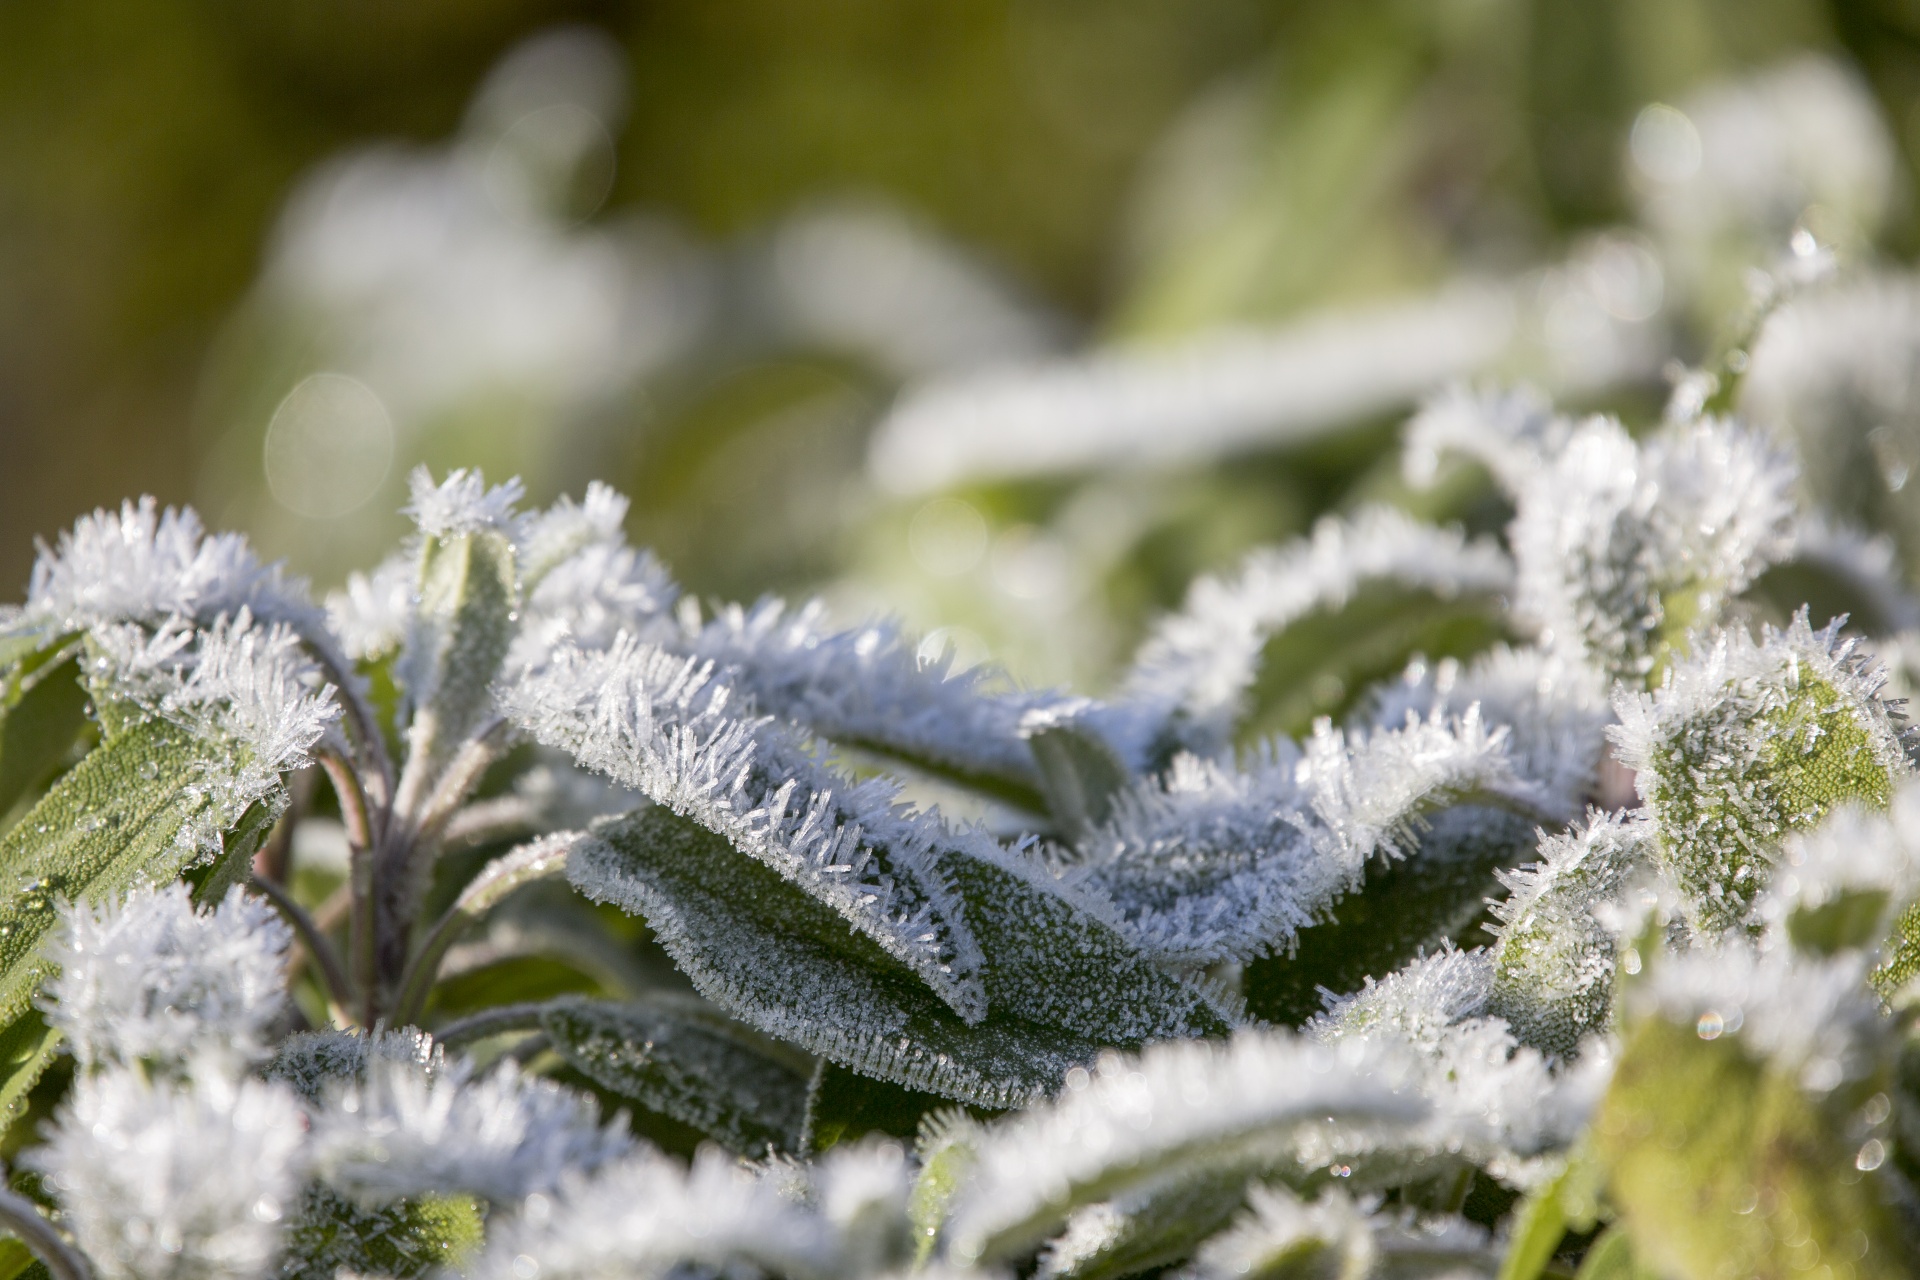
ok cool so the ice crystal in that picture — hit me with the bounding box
[308,1057,632,1205]
[18,499,324,639]
[326,554,414,662]
[32,1067,307,1280]
[403,467,526,541]
[1118,507,1513,760]
[44,884,291,1070]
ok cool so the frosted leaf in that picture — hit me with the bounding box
[942,1030,1427,1263]
[325,554,413,662]
[1629,945,1882,1091]
[264,1027,445,1104]
[1508,414,1798,681]
[1756,793,1920,945]
[31,1066,306,1280]
[1366,645,1613,816]
[469,1148,841,1280]
[84,612,340,858]
[1612,612,1916,934]
[18,497,324,640]
[680,598,1070,799]
[515,481,633,586]
[1402,382,1569,494]
[505,635,988,1020]
[1117,507,1514,761]
[814,1139,915,1274]
[402,465,525,540]
[308,1056,632,1205]
[1080,708,1541,965]
[44,884,291,1070]
[1307,946,1494,1049]
[1486,813,1654,1059]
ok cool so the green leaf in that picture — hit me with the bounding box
[0,1238,33,1280]
[572,808,1110,1107]
[1497,1143,1605,1280]
[1595,1017,1915,1280]
[1245,809,1536,1025]
[186,797,284,906]
[0,648,87,820]
[277,1183,483,1280]
[400,527,517,782]
[1238,580,1508,746]
[909,1109,982,1265]
[1028,723,1132,838]
[539,993,813,1158]
[0,716,262,1025]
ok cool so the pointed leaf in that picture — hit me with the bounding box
[0,1011,59,1144]
[396,521,517,798]
[279,1183,483,1280]
[538,993,812,1158]
[1028,722,1132,838]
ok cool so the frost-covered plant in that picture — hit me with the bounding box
[6,363,1920,1280]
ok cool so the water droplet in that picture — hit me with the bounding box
[1696,1011,1725,1040]
[1857,1139,1887,1172]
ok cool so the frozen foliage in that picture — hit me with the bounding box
[1080,708,1540,964]
[16,499,324,640]
[1511,416,1798,679]
[504,634,990,1019]
[680,598,1066,792]
[1613,612,1916,932]
[942,1031,1426,1262]
[1366,646,1614,815]
[1118,507,1513,759]
[1487,813,1654,1059]
[326,554,413,661]
[1409,388,1800,681]
[82,611,340,857]
[44,885,291,1069]
[308,1056,632,1204]
[31,1067,307,1280]
[19,321,1920,1278]
[403,467,526,541]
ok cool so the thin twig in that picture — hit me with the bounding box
[249,875,354,1023]
[0,1185,93,1280]
[304,641,394,814]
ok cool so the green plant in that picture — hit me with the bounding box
[1,377,1918,1279]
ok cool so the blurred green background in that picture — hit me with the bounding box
[9,0,1920,688]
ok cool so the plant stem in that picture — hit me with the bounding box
[0,1185,93,1280]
